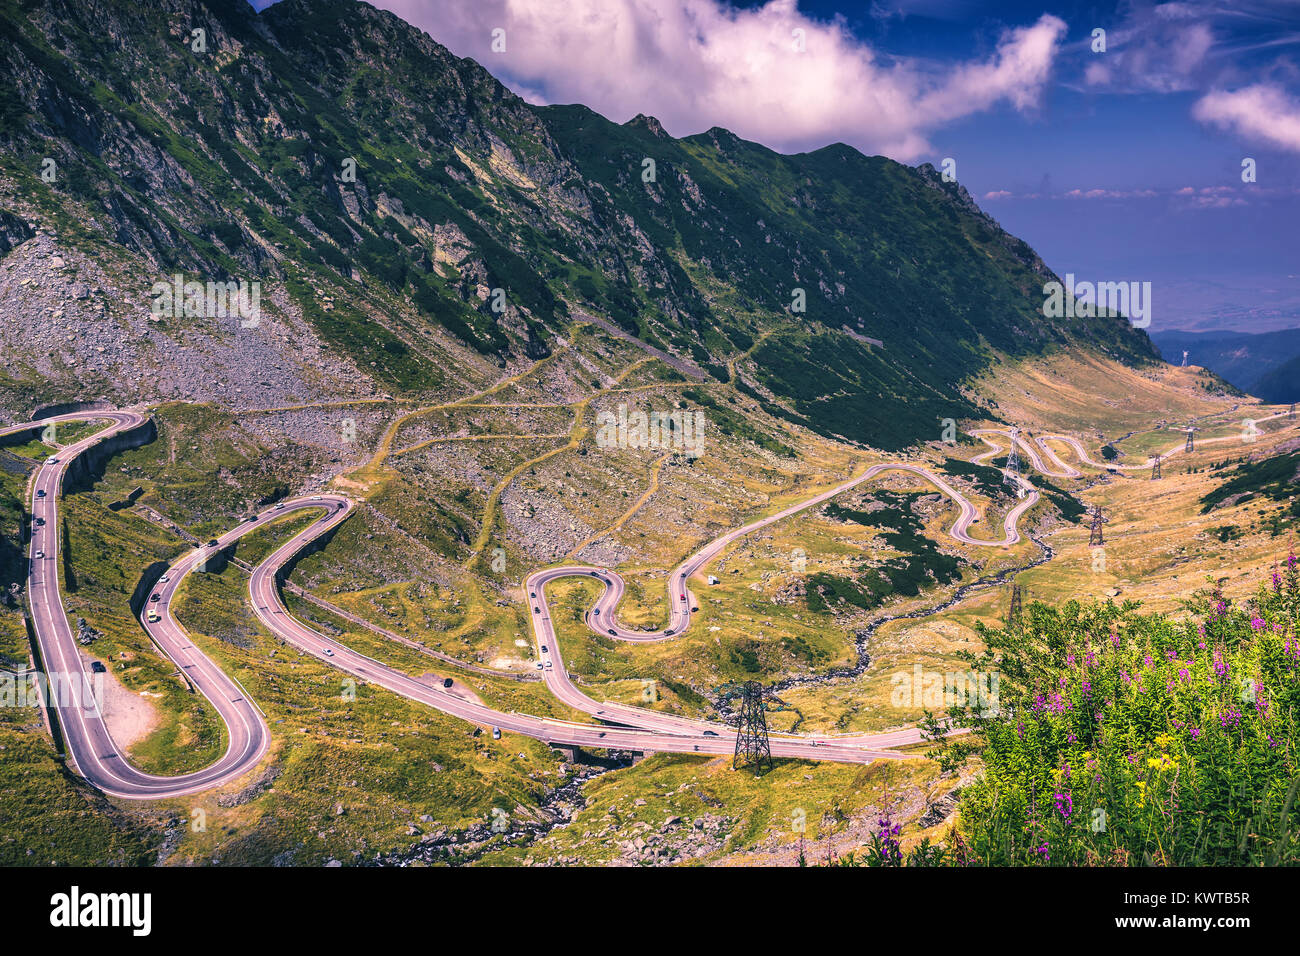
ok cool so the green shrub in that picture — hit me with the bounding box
[928,557,1300,865]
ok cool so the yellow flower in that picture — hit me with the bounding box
[1146,753,1177,771]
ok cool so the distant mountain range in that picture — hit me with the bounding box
[1151,328,1300,403]
[2,0,1158,448]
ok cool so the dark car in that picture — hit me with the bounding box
[703,730,719,737]
[34,517,45,527]
[208,539,219,547]
[608,628,617,635]
[442,678,453,689]
[529,591,536,598]
[664,629,674,636]
[533,606,540,614]
[36,489,46,499]
[691,606,699,612]
[149,593,161,603]
[90,661,106,674]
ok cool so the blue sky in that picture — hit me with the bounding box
[262,0,1300,334]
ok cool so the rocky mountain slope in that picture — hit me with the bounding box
[1,0,1158,447]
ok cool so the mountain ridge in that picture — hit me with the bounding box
[1,0,1159,449]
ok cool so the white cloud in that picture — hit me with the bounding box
[377,0,1065,160]
[1193,83,1300,152]
[1078,8,1215,94]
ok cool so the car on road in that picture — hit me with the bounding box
[90,661,106,673]
[274,503,286,511]
[535,661,543,669]
[47,457,58,465]
[159,574,170,584]
[323,648,334,657]
[312,495,322,500]
[529,591,536,598]
[442,678,453,688]
[208,539,219,547]
[703,730,718,737]
[593,607,600,615]
[543,661,553,670]
[533,606,540,614]
[491,726,501,740]
[147,610,160,624]
[664,629,674,636]
[149,593,161,602]
[247,514,258,522]
[607,628,617,635]
[541,645,548,653]
[33,517,44,527]
[35,489,45,498]
[33,550,44,559]
[680,593,686,601]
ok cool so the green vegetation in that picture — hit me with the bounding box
[1201,451,1300,513]
[926,563,1300,865]
[680,387,794,457]
[941,456,1008,500]
[807,494,962,613]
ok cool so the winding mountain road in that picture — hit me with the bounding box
[4,410,271,799]
[11,403,1290,798]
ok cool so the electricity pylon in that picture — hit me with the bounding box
[723,681,774,776]
[1088,506,1108,547]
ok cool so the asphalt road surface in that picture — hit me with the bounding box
[13,405,1293,797]
[6,410,270,799]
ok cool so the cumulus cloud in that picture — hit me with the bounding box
[1193,83,1300,153]
[377,0,1066,160]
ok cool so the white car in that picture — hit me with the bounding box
[33,550,44,559]
[323,648,334,657]
[159,574,170,584]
